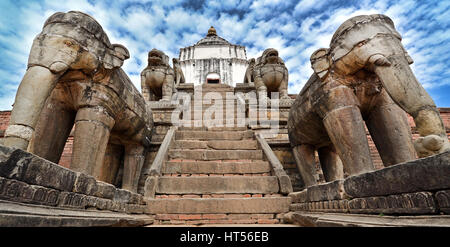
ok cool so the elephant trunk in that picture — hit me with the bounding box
[373,54,449,156]
[3,66,62,150]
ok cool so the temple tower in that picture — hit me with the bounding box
[178,26,248,86]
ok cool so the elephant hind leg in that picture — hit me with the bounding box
[29,97,75,164]
[366,91,416,167]
[121,144,145,193]
[292,144,319,187]
[323,105,375,176]
[318,145,344,182]
[96,143,124,184]
[71,107,115,177]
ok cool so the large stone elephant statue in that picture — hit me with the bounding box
[288,14,449,187]
[3,11,153,192]
[141,49,175,101]
[253,48,290,100]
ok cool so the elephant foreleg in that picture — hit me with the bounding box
[318,145,344,182]
[29,97,75,164]
[122,144,145,193]
[373,55,449,156]
[292,144,319,187]
[97,143,124,184]
[71,107,115,177]
[366,91,416,166]
[323,105,374,176]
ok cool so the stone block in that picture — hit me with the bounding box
[0,147,32,180]
[348,192,436,214]
[57,192,88,209]
[0,176,60,206]
[344,151,450,198]
[146,197,291,214]
[94,181,116,200]
[156,176,280,194]
[73,172,98,196]
[306,180,350,202]
[435,190,450,214]
[113,188,132,204]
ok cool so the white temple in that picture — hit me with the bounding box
[178,26,249,87]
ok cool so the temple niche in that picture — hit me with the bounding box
[178,26,248,87]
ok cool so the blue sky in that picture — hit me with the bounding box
[0,0,449,110]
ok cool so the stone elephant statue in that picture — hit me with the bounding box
[288,14,449,187]
[173,58,185,86]
[141,49,175,101]
[243,58,255,84]
[253,48,290,100]
[3,11,153,193]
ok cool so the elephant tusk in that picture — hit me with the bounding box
[368,54,391,66]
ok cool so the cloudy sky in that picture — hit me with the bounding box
[0,0,449,110]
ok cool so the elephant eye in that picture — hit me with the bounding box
[64,40,73,47]
[357,40,367,47]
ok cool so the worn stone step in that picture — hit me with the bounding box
[168,149,263,160]
[163,160,271,174]
[146,197,291,214]
[173,140,258,150]
[177,126,248,131]
[156,176,279,194]
[175,130,253,140]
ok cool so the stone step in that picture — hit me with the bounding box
[163,160,271,174]
[172,140,258,150]
[177,126,248,131]
[175,130,253,140]
[152,213,285,225]
[156,176,279,194]
[168,149,263,160]
[146,197,291,214]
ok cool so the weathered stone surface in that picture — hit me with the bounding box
[344,151,450,198]
[94,181,116,200]
[348,192,436,214]
[306,180,350,202]
[284,211,450,227]
[435,190,450,214]
[113,189,132,204]
[73,172,98,196]
[0,199,153,227]
[156,176,280,194]
[141,48,175,101]
[146,197,291,214]
[0,176,59,206]
[21,156,76,192]
[175,130,253,140]
[289,189,308,203]
[163,160,271,174]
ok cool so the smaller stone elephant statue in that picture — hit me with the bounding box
[173,58,185,86]
[253,48,290,100]
[3,11,153,193]
[243,58,255,84]
[141,49,175,101]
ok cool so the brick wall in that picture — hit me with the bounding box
[1,109,450,169]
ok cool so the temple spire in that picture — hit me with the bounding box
[207,26,217,36]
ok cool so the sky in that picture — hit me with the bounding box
[0,0,449,110]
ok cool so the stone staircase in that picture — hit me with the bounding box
[145,84,291,225]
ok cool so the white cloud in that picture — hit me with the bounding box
[0,0,449,109]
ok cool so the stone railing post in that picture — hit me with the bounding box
[256,133,293,194]
[144,126,176,199]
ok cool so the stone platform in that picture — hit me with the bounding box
[286,151,450,226]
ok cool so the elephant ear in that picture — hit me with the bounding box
[310,48,330,80]
[104,44,130,69]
